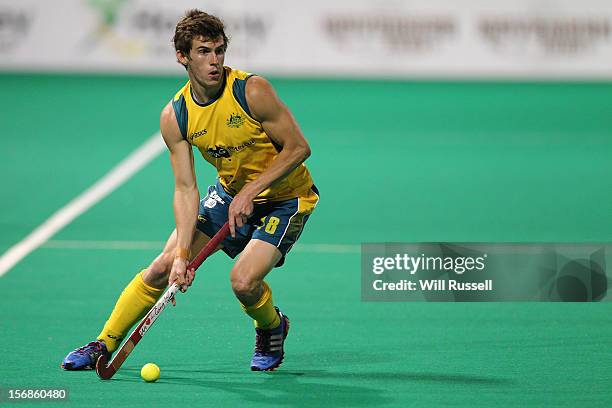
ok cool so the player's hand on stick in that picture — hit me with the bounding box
[228,190,255,238]
[168,258,195,305]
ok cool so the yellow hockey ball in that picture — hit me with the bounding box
[140,363,160,382]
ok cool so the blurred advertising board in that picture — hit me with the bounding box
[0,0,611,78]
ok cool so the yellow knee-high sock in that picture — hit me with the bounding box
[241,281,281,330]
[97,270,164,352]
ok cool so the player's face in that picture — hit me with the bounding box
[182,36,226,88]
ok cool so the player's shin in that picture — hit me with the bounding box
[240,281,280,329]
[96,270,165,352]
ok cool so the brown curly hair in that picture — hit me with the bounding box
[173,9,229,63]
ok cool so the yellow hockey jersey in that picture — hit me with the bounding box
[171,67,314,203]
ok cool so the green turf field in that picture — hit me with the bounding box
[1,74,611,407]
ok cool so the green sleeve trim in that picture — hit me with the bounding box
[171,94,188,140]
[232,74,256,120]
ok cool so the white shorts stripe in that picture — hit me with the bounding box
[276,197,299,248]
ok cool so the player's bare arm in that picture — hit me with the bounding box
[227,76,312,237]
[160,102,199,292]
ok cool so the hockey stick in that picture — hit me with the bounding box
[95,222,230,380]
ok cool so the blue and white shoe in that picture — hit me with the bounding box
[250,307,290,371]
[61,340,110,370]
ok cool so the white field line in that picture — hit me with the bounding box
[43,240,166,250]
[0,133,165,277]
[41,240,360,254]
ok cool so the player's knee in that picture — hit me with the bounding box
[146,251,173,283]
[230,274,261,299]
